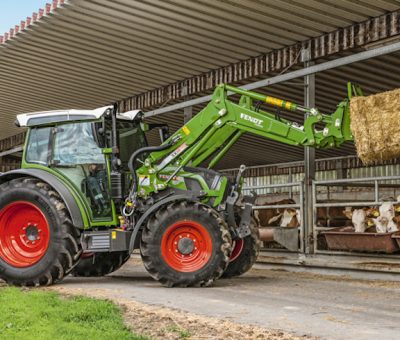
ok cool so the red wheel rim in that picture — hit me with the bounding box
[0,201,50,268]
[161,220,213,272]
[81,252,95,259]
[230,239,244,262]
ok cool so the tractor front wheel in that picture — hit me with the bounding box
[140,201,232,287]
[0,177,82,286]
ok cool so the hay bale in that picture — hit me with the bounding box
[350,88,400,164]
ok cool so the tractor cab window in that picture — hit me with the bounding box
[52,122,111,220]
[117,120,147,170]
[25,127,52,165]
[115,120,147,196]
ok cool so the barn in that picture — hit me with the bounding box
[2,0,400,274]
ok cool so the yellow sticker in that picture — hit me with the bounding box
[111,231,117,240]
[182,126,190,135]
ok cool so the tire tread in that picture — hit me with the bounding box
[140,201,232,287]
[0,177,82,286]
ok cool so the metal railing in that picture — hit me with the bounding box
[312,175,400,256]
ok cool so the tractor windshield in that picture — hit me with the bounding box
[53,122,104,165]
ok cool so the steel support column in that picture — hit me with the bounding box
[302,48,315,254]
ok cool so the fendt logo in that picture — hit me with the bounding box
[240,113,263,128]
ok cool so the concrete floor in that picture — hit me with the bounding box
[61,258,400,340]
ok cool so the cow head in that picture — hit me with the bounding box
[280,208,300,228]
[343,208,368,233]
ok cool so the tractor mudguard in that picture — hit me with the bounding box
[128,192,202,253]
[0,169,84,228]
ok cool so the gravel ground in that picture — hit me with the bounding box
[3,256,400,339]
[50,286,307,340]
[54,257,400,340]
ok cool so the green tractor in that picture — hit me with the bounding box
[0,84,359,287]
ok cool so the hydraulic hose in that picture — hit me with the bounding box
[128,141,175,198]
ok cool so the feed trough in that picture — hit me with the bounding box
[391,232,400,248]
[322,227,399,253]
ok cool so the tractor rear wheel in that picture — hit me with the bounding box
[222,218,260,278]
[0,177,82,286]
[140,201,232,287]
[71,251,130,277]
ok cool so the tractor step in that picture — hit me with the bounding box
[82,229,132,252]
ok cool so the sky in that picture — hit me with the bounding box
[0,0,47,35]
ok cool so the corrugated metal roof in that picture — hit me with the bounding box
[1,0,400,168]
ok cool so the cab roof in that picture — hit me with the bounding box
[16,106,142,127]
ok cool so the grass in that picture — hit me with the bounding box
[0,287,147,340]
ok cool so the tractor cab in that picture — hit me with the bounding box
[17,106,147,222]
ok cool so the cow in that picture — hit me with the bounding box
[279,208,301,228]
[316,206,352,228]
[254,198,300,228]
[343,208,373,233]
[373,202,399,233]
[254,199,347,229]
[343,202,399,233]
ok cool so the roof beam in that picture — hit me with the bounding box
[145,39,400,117]
[0,133,26,153]
[118,10,400,112]
[0,146,23,157]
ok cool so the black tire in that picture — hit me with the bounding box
[71,251,130,277]
[140,201,232,287]
[222,219,260,278]
[0,177,82,286]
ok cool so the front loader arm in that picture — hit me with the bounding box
[223,84,353,148]
[134,83,356,197]
[146,84,353,166]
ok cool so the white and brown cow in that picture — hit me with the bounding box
[254,198,300,228]
[343,202,399,233]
